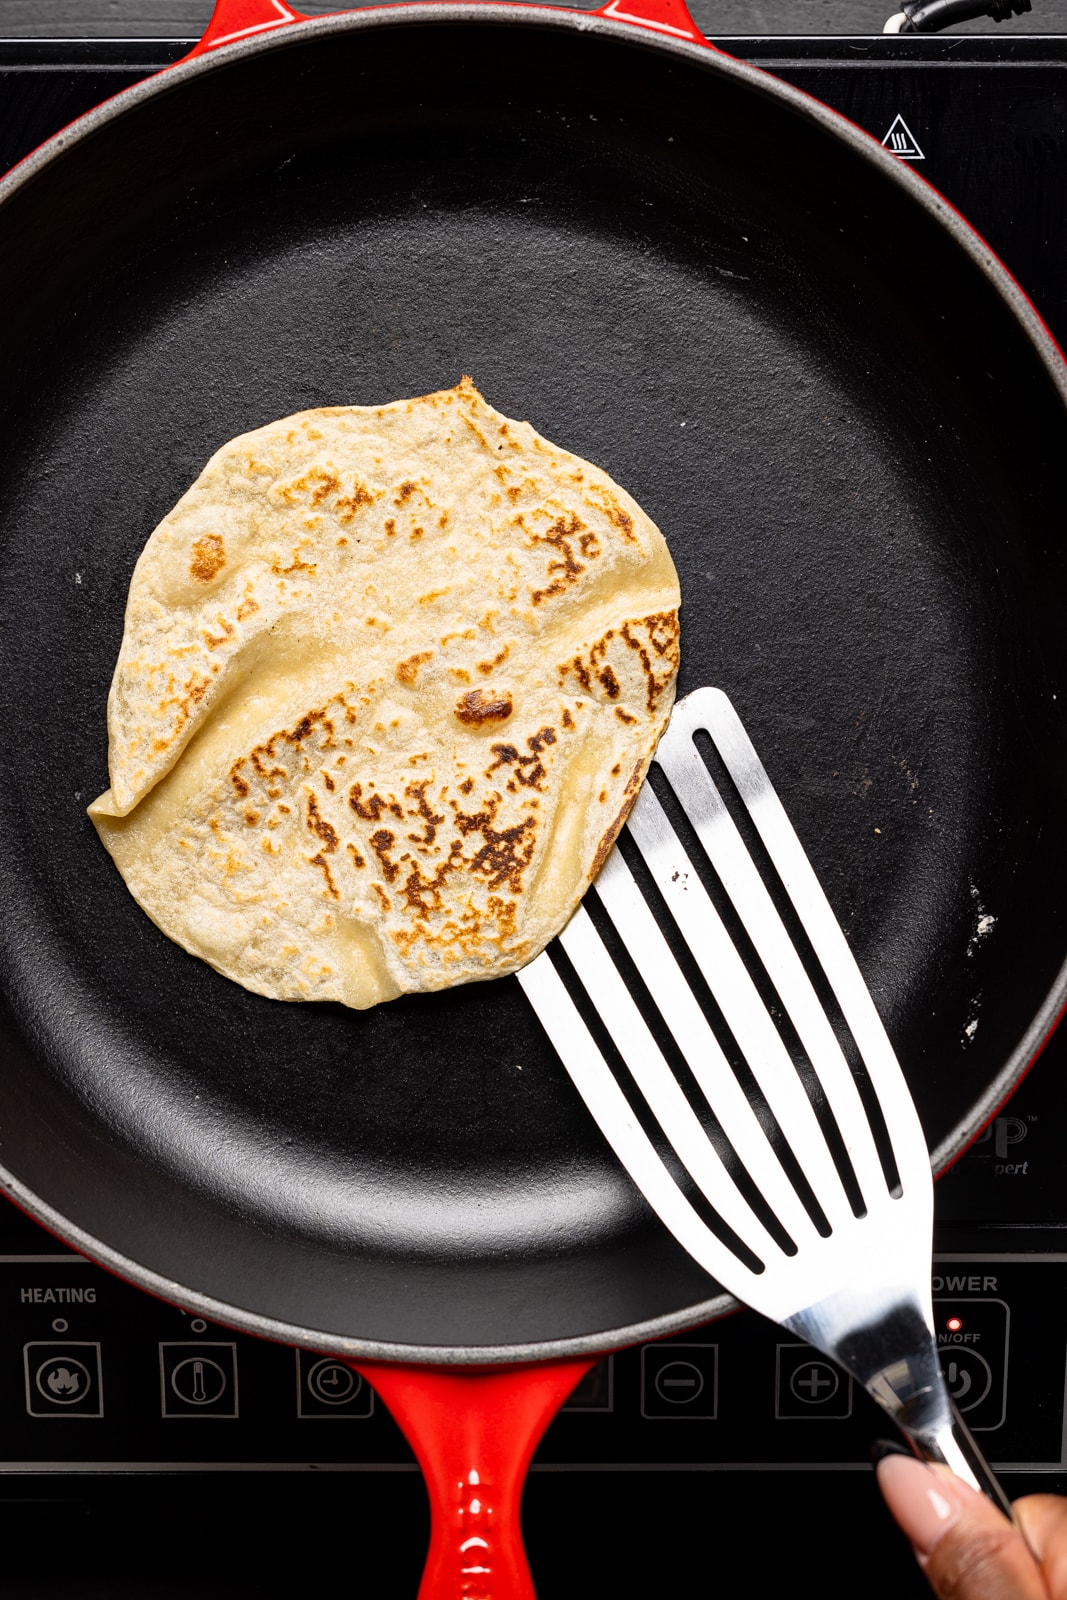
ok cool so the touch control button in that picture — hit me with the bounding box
[24,1342,103,1418]
[775,1345,852,1420]
[641,1344,717,1419]
[295,1352,374,1418]
[934,1298,1008,1429]
[562,1357,614,1413]
[940,1349,993,1412]
[159,1343,238,1418]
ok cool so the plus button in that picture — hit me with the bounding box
[790,1361,839,1404]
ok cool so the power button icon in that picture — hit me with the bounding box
[933,1296,1008,1430]
[939,1349,993,1413]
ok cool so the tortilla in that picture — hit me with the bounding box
[89,379,680,1009]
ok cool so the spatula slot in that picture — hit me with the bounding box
[544,936,767,1277]
[640,759,868,1227]
[582,876,801,1260]
[685,698,908,1208]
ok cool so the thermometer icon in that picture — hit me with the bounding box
[169,1354,229,1408]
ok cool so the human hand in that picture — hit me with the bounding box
[875,1444,1067,1598]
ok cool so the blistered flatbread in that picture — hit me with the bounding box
[90,380,680,1009]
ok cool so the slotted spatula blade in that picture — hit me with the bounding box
[518,686,1010,1511]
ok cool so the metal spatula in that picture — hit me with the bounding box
[518,687,1010,1509]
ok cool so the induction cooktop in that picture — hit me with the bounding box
[0,29,1065,1600]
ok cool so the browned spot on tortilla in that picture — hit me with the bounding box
[589,760,646,879]
[149,671,212,760]
[455,689,513,727]
[274,467,339,509]
[250,742,285,782]
[531,513,588,606]
[347,842,366,870]
[310,470,340,505]
[615,707,637,725]
[370,828,400,883]
[335,480,375,522]
[371,882,391,912]
[453,798,536,893]
[486,726,556,791]
[561,708,574,730]
[189,534,226,584]
[401,840,464,916]
[394,480,418,505]
[349,783,403,823]
[307,793,339,853]
[204,615,235,650]
[284,708,333,748]
[396,650,433,686]
[477,644,510,675]
[589,485,638,544]
[460,412,490,450]
[271,540,317,577]
[621,611,681,713]
[244,809,260,826]
[229,761,249,798]
[235,587,259,622]
[561,654,591,694]
[597,665,620,700]
[405,781,445,847]
[309,852,340,899]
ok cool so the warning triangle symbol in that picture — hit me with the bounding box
[882,114,924,161]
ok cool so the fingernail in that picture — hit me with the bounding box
[875,1453,963,1556]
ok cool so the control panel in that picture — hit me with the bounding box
[551,1256,1065,1473]
[0,1250,1062,1472]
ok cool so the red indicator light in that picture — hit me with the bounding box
[946,1317,963,1332]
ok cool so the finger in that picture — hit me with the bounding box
[876,1451,1049,1600]
[1015,1497,1067,1599]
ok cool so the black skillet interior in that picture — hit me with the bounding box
[0,11,1066,1359]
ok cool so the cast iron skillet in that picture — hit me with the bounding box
[1,0,1066,1591]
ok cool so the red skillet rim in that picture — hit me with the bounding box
[1,3,1066,1363]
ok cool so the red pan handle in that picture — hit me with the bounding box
[186,0,716,60]
[352,1358,597,1599]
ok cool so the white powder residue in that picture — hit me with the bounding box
[966,884,998,958]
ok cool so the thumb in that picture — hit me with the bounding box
[875,1448,1050,1600]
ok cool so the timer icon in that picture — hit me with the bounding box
[307,1360,360,1405]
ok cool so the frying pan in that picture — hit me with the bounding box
[1,0,1066,1591]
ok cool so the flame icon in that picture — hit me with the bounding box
[31,1352,95,1411]
[46,1365,81,1396]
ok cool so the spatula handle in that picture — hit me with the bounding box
[353,1359,596,1600]
[906,1401,1016,1521]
